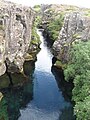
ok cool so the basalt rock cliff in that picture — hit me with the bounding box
[0,0,35,76]
[53,12,90,62]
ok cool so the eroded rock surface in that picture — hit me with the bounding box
[53,12,90,62]
[0,0,34,75]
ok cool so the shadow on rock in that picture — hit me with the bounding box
[51,65,74,102]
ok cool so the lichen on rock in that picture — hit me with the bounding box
[0,0,35,76]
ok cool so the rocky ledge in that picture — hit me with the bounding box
[0,0,35,76]
[53,12,90,62]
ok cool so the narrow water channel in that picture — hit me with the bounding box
[18,29,73,120]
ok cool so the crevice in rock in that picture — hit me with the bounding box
[16,14,27,28]
[5,59,13,86]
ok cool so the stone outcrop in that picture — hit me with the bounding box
[53,12,90,62]
[0,0,35,76]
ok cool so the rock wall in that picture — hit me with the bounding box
[53,12,90,62]
[0,0,34,76]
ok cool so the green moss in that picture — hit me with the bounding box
[0,74,10,89]
[31,38,40,45]
[0,25,4,30]
[65,6,76,12]
[85,9,90,17]
[55,60,66,69]
[85,13,90,17]
[35,16,42,27]
[73,33,81,39]
[33,5,41,12]
[11,73,27,85]
[24,53,33,61]
[31,23,41,48]
[0,72,27,89]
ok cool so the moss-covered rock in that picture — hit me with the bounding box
[55,60,66,69]
[29,20,41,53]
[0,74,10,89]
[0,25,4,30]
[24,53,33,61]
[0,72,28,89]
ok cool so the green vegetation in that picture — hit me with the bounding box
[64,41,90,120]
[55,60,66,69]
[33,5,42,27]
[45,14,64,41]
[33,5,41,13]
[34,5,65,42]
[35,16,42,28]
[33,5,42,28]
[85,9,90,17]
[27,16,41,61]
[31,5,41,48]
[31,25,41,46]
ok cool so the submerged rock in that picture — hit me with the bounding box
[0,0,35,76]
[53,12,90,62]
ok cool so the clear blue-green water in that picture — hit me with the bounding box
[0,29,74,120]
[18,29,73,120]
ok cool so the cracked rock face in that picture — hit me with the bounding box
[0,0,34,75]
[53,12,90,62]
